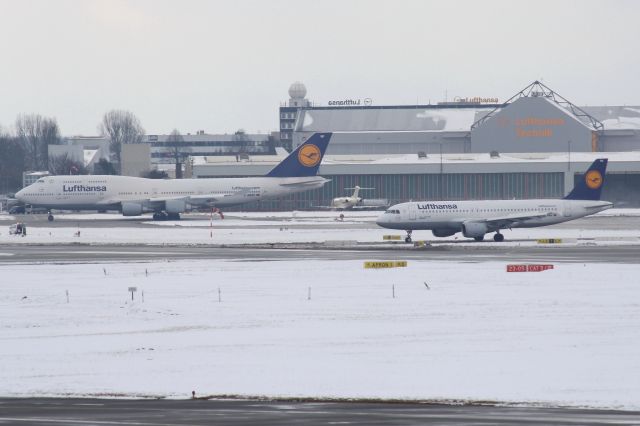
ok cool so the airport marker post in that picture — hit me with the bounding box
[128,286,137,301]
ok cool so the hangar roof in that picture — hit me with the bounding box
[190,151,640,176]
[298,105,496,133]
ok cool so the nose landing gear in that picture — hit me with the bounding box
[405,230,413,243]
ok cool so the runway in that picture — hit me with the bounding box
[4,211,640,230]
[1,398,639,426]
[1,243,640,264]
[2,213,639,422]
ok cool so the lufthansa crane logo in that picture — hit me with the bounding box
[585,170,603,189]
[298,144,321,167]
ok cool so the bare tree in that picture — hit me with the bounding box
[233,129,250,154]
[48,153,87,176]
[15,114,60,170]
[93,158,117,175]
[98,110,145,166]
[140,168,169,179]
[165,129,189,179]
[0,130,25,193]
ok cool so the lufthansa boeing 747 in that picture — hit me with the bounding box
[376,158,612,242]
[16,133,332,221]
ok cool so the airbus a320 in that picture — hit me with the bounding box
[376,158,612,242]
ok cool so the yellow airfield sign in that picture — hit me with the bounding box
[364,261,408,269]
[537,238,563,244]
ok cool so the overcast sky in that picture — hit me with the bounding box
[1,0,638,136]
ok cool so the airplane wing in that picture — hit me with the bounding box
[188,193,242,204]
[278,179,330,189]
[148,196,189,203]
[481,212,555,229]
[349,205,389,210]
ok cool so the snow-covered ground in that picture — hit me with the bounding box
[2,207,640,220]
[1,259,639,408]
[1,209,640,246]
[1,221,639,246]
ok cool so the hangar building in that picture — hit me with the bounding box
[190,81,640,210]
[287,81,640,155]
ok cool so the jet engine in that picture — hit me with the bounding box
[165,199,187,214]
[121,202,143,216]
[461,221,488,238]
[432,229,457,238]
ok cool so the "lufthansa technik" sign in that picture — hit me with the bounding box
[328,98,372,106]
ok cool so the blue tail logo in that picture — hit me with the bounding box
[298,143,322,167]
[564,158,608,200]
[585,169,603,189]
[267,133,332,178]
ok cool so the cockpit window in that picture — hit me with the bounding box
[385,209,400,214]
[36,179,44,183]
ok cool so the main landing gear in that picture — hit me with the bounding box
[152,212,181,221]
[473,232,504,242]
[405,230,413,243]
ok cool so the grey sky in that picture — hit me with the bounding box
[1,0,638,136]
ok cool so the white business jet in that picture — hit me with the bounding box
[376,158,612,242]
[329,186,389,210]
[16,133,332,221]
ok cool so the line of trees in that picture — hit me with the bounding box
[0,110,147,194]
[1,114,63,193]
[1,109,198,194]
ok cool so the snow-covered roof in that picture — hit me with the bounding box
[298,106,495,132]
[144,133,270,143]
[190,152,287,166]
[191,151,640,169]
[297,102,640,133]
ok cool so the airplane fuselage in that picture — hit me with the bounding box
[16,174,327,212]
[376,198,613,233]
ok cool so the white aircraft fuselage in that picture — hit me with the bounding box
[16,174,326,213]
[376,198,612,236]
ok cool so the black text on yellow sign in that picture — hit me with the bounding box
[364,261,408,269]
[537,238,563,244]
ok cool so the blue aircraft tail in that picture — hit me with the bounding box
[266,133,332,178]
[564,158,608,200]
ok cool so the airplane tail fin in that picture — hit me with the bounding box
[266,133,332,178]
[564,158,608,200]
[352,186,360,199]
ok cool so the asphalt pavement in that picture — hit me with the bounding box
[1,243,639,264]
[1,398,639,426]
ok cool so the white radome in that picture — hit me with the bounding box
[288,81,307,99]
